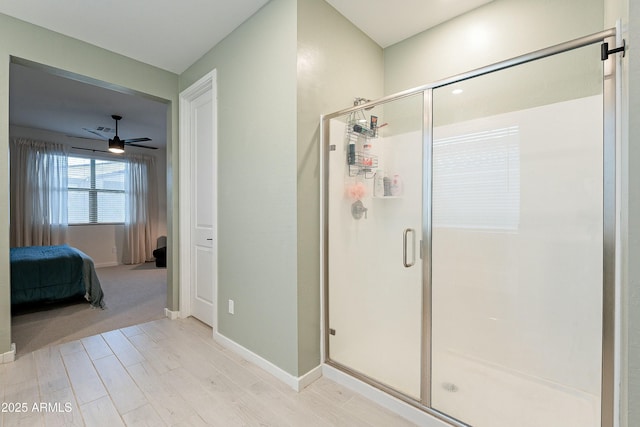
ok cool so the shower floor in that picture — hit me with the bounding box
[331,341,599,427]
[430,351,600,427]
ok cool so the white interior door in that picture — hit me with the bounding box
[180,73,217,330]
[185,77,217,327]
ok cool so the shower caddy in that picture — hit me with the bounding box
[346,98,378,178]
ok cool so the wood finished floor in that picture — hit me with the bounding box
[0,317,417,427]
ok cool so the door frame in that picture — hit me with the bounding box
[178,70,218,329]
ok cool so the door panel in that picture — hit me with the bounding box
[195,246,214,304]
[327,94,424,398]
[429,45,604,427]
[190,88,215,326]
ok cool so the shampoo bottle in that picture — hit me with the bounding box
[383,176,391,197]
[348,143,355,165]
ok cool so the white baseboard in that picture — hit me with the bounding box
[322,365,450,427]
[298,364,323,390]
[164,308,179,320]
[1,343,16,364]
[213,331,321,392]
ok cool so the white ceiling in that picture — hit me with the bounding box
[10,62,168,151]
[326,0,494,48]
[0,0,271,74]
[2,0,493,150]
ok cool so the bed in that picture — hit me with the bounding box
[10,244,105,309]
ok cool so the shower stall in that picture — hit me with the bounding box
[321,29,620,427]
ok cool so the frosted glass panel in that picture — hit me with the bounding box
[430,45,603,427]
[327,94,423,398]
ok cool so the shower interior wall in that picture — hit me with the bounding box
[429,93,604,393]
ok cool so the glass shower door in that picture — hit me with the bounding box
[326,94,424,398]
[429,44,604,427]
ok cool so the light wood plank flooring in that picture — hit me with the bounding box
[0,317,417,427]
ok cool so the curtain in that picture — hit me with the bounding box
[10,138,69,247]
[123,153,158,264]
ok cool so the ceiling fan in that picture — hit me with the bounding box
[83,115,156,153]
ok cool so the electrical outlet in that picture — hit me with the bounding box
[228,299,234,315]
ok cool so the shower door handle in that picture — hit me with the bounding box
[403,228,415,268]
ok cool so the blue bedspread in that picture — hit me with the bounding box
[10,245,105,308]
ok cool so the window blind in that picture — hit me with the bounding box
[68,157,125,224]
[433,126,520,230]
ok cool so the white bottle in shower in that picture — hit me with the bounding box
[374,170,384,197]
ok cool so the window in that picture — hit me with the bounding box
[68,156,125,224]
[433,126,520,230]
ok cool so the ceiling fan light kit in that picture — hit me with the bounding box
[108,115,126,153]
[108,137,125,153]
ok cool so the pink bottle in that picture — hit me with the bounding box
[390,174,403,196]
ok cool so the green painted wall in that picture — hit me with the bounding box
[380,0,605,140]
[0,13,179,356]
[180,0,300,374]
[296,0,383,375]
[384,0,604,96]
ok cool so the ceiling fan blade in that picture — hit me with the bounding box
[72,146,111,154]
[68,135,102,141]
[123,137,152,143]
[126,143,158,150]
[82,128,107,139]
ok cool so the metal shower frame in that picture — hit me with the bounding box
[320,27,622,427]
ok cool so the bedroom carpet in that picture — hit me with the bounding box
[11,262,167,355]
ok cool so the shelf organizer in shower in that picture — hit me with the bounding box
[348,150,378,178]
[346,103,378,178]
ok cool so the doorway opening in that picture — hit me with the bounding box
[8,57,171,355]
